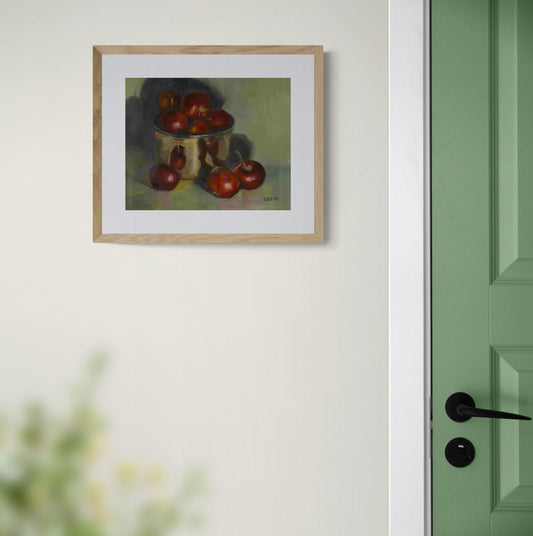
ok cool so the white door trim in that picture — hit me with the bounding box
[388,0,429,535]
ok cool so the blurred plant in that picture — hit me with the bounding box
[0,355,207,536]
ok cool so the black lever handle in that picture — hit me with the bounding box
[446,392,531,422]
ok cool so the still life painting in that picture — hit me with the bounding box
[93,46,323,243]
[125,78,291,211]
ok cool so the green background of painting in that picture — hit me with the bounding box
[125,78,291,210]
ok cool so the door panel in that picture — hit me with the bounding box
[495,0,533,281]
[433,0,533,534]
[493,349,533,508]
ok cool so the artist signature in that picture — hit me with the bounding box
[263,196,279,202]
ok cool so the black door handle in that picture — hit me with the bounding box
[446,392,531,422]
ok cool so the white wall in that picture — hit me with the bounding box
[0,0,388,534]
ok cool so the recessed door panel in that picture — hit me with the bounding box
[494,0,533,282]
[493,349,533,509]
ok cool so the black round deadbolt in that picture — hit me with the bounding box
[445,437,475,468]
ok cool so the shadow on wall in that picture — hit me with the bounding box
[126,78,253,165]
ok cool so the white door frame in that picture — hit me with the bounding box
[388,0,429,534]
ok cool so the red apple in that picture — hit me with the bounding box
[206,137,219,157]
[182,92,211,118]
[170,145,186,171]
[204,109,232,130]
[206,166,240,198]
[159,110,188,133]
[149,164,180,191]
[198,137,220,163]
[158,90,181,112]
[233,160,266,190]
[187,118,212,135]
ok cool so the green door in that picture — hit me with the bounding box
[432,0,533,534]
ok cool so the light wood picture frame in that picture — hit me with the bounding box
[93,45,323,243]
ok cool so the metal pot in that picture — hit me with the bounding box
[153,115,234,180]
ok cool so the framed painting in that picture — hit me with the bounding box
[93,45,323,243]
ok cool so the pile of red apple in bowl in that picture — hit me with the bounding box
[155,90,234,136]
[148,90,266,197]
